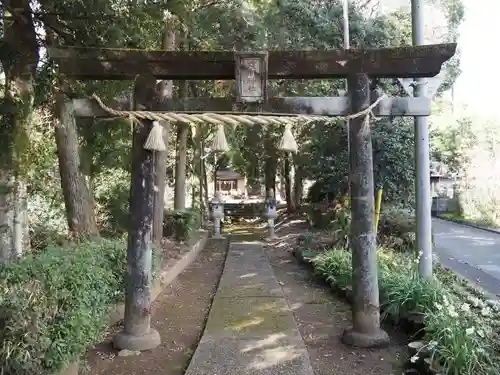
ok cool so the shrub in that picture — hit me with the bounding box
[27,195,68,252]
[306,198,350,233]
[163,210,200,242]
[313,249,352,289]
[306,204,333,229]
[423,297,497,375]
[312,248,499,375]
[378,207,416,251]
[94,168,131,236]
[379,207,415,235]
[378,268,447,321]
[0,239,161,375]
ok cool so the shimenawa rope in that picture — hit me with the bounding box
[91,93,386,151]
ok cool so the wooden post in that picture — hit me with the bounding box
[152,27,176,245]
[152,120,168,244]
[114,75,161,351]
[341,73,389,348]
[284,152,296,213]
[174,123,188,211]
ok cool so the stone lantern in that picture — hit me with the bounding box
[211,192,225,239]
[264,188,278,240]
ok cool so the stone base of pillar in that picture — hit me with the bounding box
[113,327,161,351]
[341,327,390,348]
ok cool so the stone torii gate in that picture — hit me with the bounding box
[48,43,456,350]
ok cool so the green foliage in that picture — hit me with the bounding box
[378,207,417,251]
[190,0,431,197]
[304,118,415,207]
[439,212,498,229]
[313,248,352,289]
[0,0,466,249]
[23,109,69,250]
[0,240,127,375]
[372,118,416,204]
[94,168,131,236]
[302,120,349,202]
[431,114,500,227]
[379,268,445,321]
[305,201,416,253]
[312,247,499,375]
[28,196,68,252]
[164,210,201,242]
[305,193,497,375]
[305,199,351,248]
[423,298,497,375]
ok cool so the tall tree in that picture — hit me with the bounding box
[153,13,177,244]
[53,89,99,239]
[1,1,39,262]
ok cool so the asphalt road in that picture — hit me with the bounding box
[432,218,500,298]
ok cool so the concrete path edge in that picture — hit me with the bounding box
[184,240,315,375]
[56,229,209,375]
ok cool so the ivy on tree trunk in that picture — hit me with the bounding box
[0,0,39,262]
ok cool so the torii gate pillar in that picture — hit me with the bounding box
[114,75,161,351]
[342,73,389,348]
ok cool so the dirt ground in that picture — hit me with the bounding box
[264,218,408,375]
[83,238,229,375]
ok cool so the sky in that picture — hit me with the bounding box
[453,0,498,118]
[377,0,493,118]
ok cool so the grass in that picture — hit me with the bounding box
[311,247,500,375]
[439,213,500,230]
[294,202,500,375]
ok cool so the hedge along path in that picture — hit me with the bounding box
[90,93,387,152]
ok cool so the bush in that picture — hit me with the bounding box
[163,210,200,242]
[27,195,68,252]
[313,248,352,288]
[306,204,333,229]
[306,198,350,231]
[378,207,416,251]
[423,297,497,375]
[0,239,161,375]
[378,267,446,321]
[312,248,499,375]
[94,168,131,236]
[306,179,348,204]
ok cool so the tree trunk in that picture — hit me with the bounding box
[54,91,99,239]
[114,75,161,351]
[152,26,176,245]
[293,170,303,208]
[173,124,189,211]
[0,1,38,262]
[202,140,209,209]
[196,133,205,222]
[264,156,277,194]
[284,153,296,213]
[341,73,389,348]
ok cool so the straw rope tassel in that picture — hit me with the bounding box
[279,123,298,153]
[211,124,230,152]
[144,121,167,151]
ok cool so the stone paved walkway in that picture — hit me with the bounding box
[184,240,315,375]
